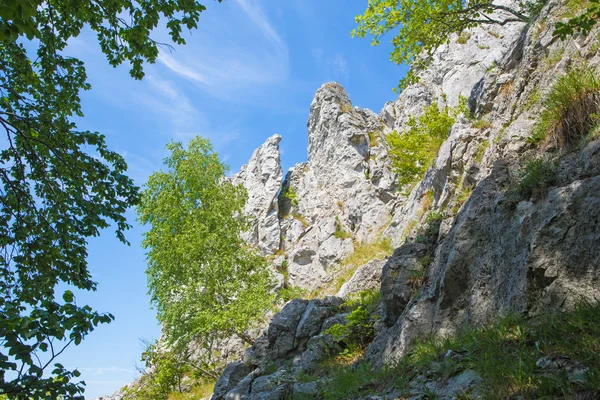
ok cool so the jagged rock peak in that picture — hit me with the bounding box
[232,134,283,254]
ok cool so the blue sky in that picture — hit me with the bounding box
[56,0,409,397]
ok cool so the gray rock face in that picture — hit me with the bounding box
[232,134,283,254]
[337,258,387,299]
[212,362,253,400]
[278,83,399,290]
[368,145,600,367]
[380,243,430,326]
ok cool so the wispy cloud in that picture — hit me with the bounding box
[155,0,289,101]
[78,367,137,376]
[312,50,350,81]
[234,0,285,52]
[156,54,208,84]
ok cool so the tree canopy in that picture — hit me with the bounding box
[137,137,274,369]
[0,0,219,398]
[353,0,544,91]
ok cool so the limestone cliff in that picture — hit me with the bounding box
[210,0,600,398]
[96,0,600,398]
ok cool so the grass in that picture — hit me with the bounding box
[417,190,435,219]
[311,302,600,400]
[451,183,473,215]
[402,219,418,240]
[543,48,565,72]
[368,130,381,147]
[334,217,352,240]
[424,210,444,223]
[505,159,557,207]
[472,118,492,130]
[341,237,393,268]
[293,213,310,228]
[524,87,541,112]
[311,238,393,297]
[473,140,489,164]
[277,285,309,302]
[529,67,600,148]
[340,102,353,114]
[408,255,431,296]
[167,380,215,400]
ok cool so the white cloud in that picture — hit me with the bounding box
[234,0,285,52]
[157,53,208,84]
[312,50,350,81]
[155,0,289,100]
[332,54,350,79]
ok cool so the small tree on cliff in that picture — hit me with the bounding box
[137,137,274,358]
[353,0,545,92]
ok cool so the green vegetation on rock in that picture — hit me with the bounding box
[529,66,600,147]
[387,100,466,188]
[313,302,600,400]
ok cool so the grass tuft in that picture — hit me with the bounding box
[529,67,600,148]
[311,302,600,400]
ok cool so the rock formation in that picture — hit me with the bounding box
[208,0,600,397]
[96,0,600,398]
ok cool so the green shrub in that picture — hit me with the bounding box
[280,186,299,207]
[123,344,189,400]
[424,210,444,223]
[325,306,376,348]
[514,158,557,200]
[529,67,600,147]
[387,101,463,188]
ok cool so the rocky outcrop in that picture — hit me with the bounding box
[209,0,600,397]
[232,134,283,254]
[98,0,600,398]
[277,83,399,290]
[211,297,346,400]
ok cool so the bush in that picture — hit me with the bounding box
[325,306,376,348]
[280,186,299,207]
[515,159,557,200]
[387,100,465,188]
[529,67,600,147]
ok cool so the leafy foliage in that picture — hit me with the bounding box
[554,0,600,39]
[280,186,299,208]
[386,101,464,187]
[529,67,600,147]
[0,0,218,396]
[325,291,380,349]
[137,137,274,362]
[123,343,189,400]
[353,0,542,91]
